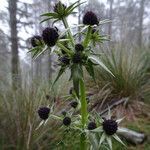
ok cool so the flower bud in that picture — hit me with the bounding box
[31,35,42,47]
[72,53,83,64]
[70,101,78,109]
[63,117,71,126]
[38,107,50,120]
[83,11,99,26]
[102,119,118,135]
[75,44,84,52]
[54,1,66,15]
[88,122,97,130]
[42,27,59,47]
[59,55,70,65]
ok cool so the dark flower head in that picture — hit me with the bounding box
[61,110,67,116]
[54,1,66,15]
[88,122,97,130]
[38,107,50,120]
[59,55,70,65]
[72,53,83,64]
[63,117,71,126]
[102,119,118,135]
[70,101,78,109]
[42,27,59,47]
[75,44,84,52]
[83,11,99,26]
[31,35,42,47]
[45,94,50,100]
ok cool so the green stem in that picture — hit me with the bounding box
[56,42,73,55]
[80,78,88,150]
[80,78,88,127]
[80,133,87,150]
[62,17,75,47]
[83,26,92,48]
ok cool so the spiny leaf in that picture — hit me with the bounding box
[52,66,66,87]
[59,39,70,42]
[85,61,95,81]
[113,134,126,146]
[89,55,114,76]
[106,136,112,150]
[107,106,111,119]
[88,133,99,150]
[71,64,83,97]
[91,126,103,133]
[65,0,80,13]
[35,120,44,130]
[116,117,125,124]
[41,12,58,17]
[67,1,86,15]
[99,133,105,147]
[33,46,48,60]
[40,17,54,23]
[99,19,111,25]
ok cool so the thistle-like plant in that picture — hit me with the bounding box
[29,1,125,149]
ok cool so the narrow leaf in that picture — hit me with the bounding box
[41,12,58,17]
[89,55,114,76]
[88,133,99,150]
[66,1,80,13]
[33,45,48,60]
[113,134,126,146]
[106,137,112,150]
[40,17,53,23]
[116,117,125,124]
[99,133,105,147]
[35,120,44,130]
[85,61,95,81]
[52,67,66,87]
[107,106,111,119]
[91,126,103,132]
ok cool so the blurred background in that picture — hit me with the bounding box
[0,0,150,149]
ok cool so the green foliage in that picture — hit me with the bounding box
[41,1,85,23]
[0,81,68,149]
[94,48,149,98]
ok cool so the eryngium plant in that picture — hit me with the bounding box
[29,1,125,149]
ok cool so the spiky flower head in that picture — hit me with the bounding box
[88,122,97,130]
[63,117,71,126]
[54,1,66,16]
[38,107,50,120]
[59,55,70,65]
[70,101,78,109]
[72,53,83,64]
[42,27,59,47]
[61,110,67,116]
[31,35,42,47]
[75,43,84,52]
[83,11,99,26]
[45,94,50,100]
[102,119,118,135]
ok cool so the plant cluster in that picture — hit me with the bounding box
[29,1,125,149]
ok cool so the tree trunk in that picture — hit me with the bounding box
[46,0,53,81]
[108,0,113,39]
[8,0,21,90]
[138,0,145,48]
[78,0,82,42]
